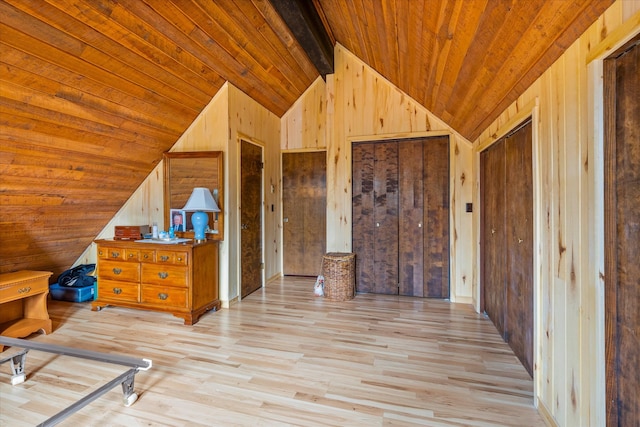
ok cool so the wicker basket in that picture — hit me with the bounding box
[321,252,356,301]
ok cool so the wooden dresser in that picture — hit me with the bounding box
[0,270,53,351]
[93,239,220,325]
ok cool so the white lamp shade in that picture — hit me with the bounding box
[182,188,220,212]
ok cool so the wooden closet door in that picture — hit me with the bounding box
[481,141,507,337]
[282,151,326,276]
[240,140,263,299]
[398,141,424,296]
[373,142,399,294]
[605,36,640,427]
[423,136,450,298]
[505,121,534,376]
[352,143,375,293]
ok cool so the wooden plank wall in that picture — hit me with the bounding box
[473,2,640,425]
[281,45,474,303]
[77,82,281,305]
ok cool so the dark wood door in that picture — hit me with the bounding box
[481,119,533,377]
[481,140,506,336]
[282,151,326,276]
[352,143,376,293]
[353,142,399,294]
[398,140,424,296]
[604,36,640,427]
[372,142,400,294]
[422,136,450,298]
[353,137,449,297]
[240,140,263,299]
[505,122,534,376]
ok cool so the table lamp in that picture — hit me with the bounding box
[182,187,220,242]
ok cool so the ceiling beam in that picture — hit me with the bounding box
[270,0,334,78]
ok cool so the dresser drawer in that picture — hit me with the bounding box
[140,249,155,263]
[141,264,188,287]
[156,250,188,265]
[0,277,49,303]
[98,246,140,262]
[141,285,187,308]
[98,279,139,303]
[98,260,140,282]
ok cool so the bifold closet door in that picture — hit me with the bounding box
[505,125,534,376]
[352,142,398,294]
[422,136,450,298]
[481,119,533,377]
[605,36,640,427]
[398,141,424,296]
[481,141,507,337]
[398,136,450,298]
[354,137,449,297]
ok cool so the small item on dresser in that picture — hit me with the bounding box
[114,225,151,240]
[152,222,159,239]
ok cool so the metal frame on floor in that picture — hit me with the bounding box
[0,336,152,427]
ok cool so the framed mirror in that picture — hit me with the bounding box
[163,151,224,241]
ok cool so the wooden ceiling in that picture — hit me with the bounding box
[315,0,614,140]
[0,0,613,276]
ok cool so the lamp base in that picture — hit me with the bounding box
[191,211,209,241]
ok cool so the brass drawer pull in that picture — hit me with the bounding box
[128,253,135,258]
[112,288,122,295]
[112,268,122,275]
[143,254,149,259]
[158,272,169,279]
[177,256,183,262]
[158,293,168,300]
[18,287,32,294]
[160,255,170,262]
[111,251,120,258]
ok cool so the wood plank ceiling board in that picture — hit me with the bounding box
[0,0,319,276]
[314,0,615,140]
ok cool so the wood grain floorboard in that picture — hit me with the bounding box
[0,276,545,426]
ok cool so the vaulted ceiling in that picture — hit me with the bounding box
[0,0,614,275]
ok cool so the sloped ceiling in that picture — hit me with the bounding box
[314,0,614,140]
[0,0,613,276]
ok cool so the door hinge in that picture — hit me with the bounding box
[260,161,264,169]
[260,262,265,269]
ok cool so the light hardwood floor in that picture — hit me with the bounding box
[0,276,545,426]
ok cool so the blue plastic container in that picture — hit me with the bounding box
[49,282,96,302]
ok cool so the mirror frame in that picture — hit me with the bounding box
[163,151,224,241]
